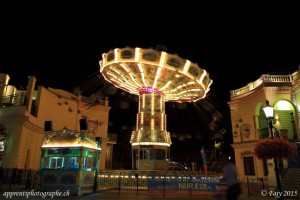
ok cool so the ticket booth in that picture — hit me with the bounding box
[39,127,101,195]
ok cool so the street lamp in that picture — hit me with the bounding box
[263,100,284,200]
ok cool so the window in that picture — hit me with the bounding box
[140,147,153,159]
[49,157,63,168]
[243,156,255,175]
[155,149,166,160]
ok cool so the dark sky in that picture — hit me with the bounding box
[1,1,300,155]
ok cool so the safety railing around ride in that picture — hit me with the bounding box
[0,168,269,198]
[98,170,224,197]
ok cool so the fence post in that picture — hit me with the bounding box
[9,168,17,189]
[189,181,192,197]
[163,175,166,198]
[93,169,98,192]
[0,167,3,189]
[135,173,139,195]
[25,169,32,190]
[259,177,264,190]
[118,172,121,195]
[247,177,250,197]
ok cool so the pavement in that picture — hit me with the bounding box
[0,184,298,200]
[1,190,298,200]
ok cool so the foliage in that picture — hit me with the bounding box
[254,137,295,160]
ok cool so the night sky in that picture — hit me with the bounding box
[1,2,300,156]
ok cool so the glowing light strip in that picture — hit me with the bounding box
[177,84,186,89]
[137,64,147,87]
[111,78,136,91]
[189,89,201,92]
[160,96,163,112]
[152,67,162,88]
[159,81,172,91]
[136,113,139,130]
[177,90,188,96]
[120,63,143,87]
[159,52,167,66]
[142,94,145,109]
[182,60,191,74]
[207,80,213,90]
[42,144,101,151]
[151,52,167,88]
[102,74,113,85]
[109,68,130,86]
[99,60,104,72]
[199,70,207,84]
[119,84,136,92]
[107,72,118,80]
[161,113,164,130]
[111,68,120,74]
[114,49,118,63]
[193,95,205,102]
[135,48,140,62]
[112,71,136,88]
[151,93,154,130]
[120,64,129,72]
[131,142,170,147]
[141,113,144,125]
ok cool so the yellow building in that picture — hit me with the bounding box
[0,73,114,170]
[228,69,300,189]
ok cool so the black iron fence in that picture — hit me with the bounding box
[0,168,39,190]
[242,177,269,198]
[98,171,218,197]
[0,168,269,198]
[97,170,268,198]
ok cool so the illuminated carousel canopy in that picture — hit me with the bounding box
[100,47,213,102]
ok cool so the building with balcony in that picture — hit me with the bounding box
[0,73,116,170]
[228,68,300,189]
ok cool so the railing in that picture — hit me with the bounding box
[80,96,108,106]
[0,93,26,107]
[0,168,39,190]
[0,168,270,198]
[230,74,294,97]
[97,170,222,197]
[243,177,269,198]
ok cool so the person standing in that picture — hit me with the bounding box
[201,146,208,176]
[222,158,241,200]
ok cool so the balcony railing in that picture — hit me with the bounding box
[230,74,294,97]
[0,93,26,107]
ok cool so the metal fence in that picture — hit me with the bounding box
[97,171,271,198]
[0,93,26,107]
[98,170,237,197]
[0,168,269,198]
[0,168,39,190]
[242,177,269,198]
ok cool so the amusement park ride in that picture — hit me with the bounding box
[100,47,212,170]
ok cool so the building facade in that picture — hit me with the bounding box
[0,73,115,170]
[228,69,300,187]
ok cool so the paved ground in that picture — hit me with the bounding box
[1,190,298,200]
[0,184,298,200]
